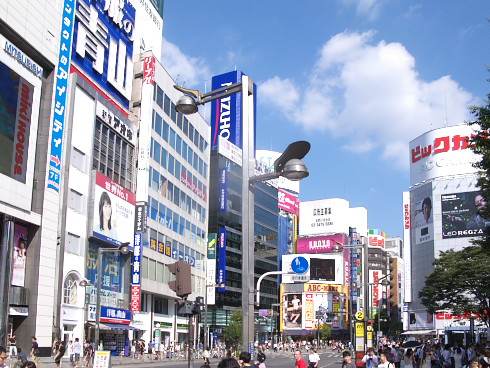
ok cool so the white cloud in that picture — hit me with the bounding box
[161,38,210,88]
[340,0,384,21]
[259,30,476,169]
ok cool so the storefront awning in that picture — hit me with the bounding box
[100,323,139,331]
[401,330,435,335]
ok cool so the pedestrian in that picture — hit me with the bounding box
[218,357,240,368]
[15,348,28,368]
[400,352,414,368]
[31,337,40,368]
[308,349,320,368]
[54,341,66,368]
[8,335,17,358]
[343,351,357,368]
[203,348,210,365]
[52,338,61,356]
[239,351,252,366]
[68,340,74,367]
[73,338,81,367]
[0,347,7,368]
[378,352,395,368]
[294,350,307,368]
[255,351,266,368]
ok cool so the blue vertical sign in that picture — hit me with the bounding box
[131,233,141,312]
[47,0,76,191]
[219,168,228,211]
[217,228,227,292]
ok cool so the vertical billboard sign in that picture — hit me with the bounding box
[411,185,434,245]
[211,70,244,150]
[402,191,412,303]
[278,190,300,215]
[72,0,135,108]
[217,228,227,292]
[47,0,76,191]
[131,233,142,312]
[219,168,228,212]
[441,191,488,238]
[207,234,217,305]
[12,224,29,287]
[92,172,136,247]
[136,55,155,202]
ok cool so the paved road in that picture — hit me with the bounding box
[8,348,344,368]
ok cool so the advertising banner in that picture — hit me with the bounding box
[131,233,142,312]
[217,228,226,292]
[441,191,489,238]
[219,168,228,211]
[256,150,300,194]
[72,0,135,108]
[411,184,434,245]
[12,224,28,287]
[211,71,244,150]
[100,306,131,324]
[297,234,349,254]
[409,125,479,186]
[278,190,299,215]
[218,136,242,167]
[402,191,412,303]
[282,293,304,330]
[47,0,75,192]
[282,253,344,284]
[134,202,147,233]
[93,172,136,247]
[299,198,350,236]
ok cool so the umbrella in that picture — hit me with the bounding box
[401,341,423,349]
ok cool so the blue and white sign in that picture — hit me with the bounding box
[131,233,142,285]
[100,306,131,324]
[211,70,244,150]
[72,0,135,109]
[219,168,228,211]
[47,0,76,192]
[291,256,309,274]
[217,228,227,292]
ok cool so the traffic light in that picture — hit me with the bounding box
[167,261,192,297]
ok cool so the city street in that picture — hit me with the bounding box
[14,348,344,368]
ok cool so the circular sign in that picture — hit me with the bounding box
[355,311,365,321]
[291,256,309,274]
[367,325,373,331]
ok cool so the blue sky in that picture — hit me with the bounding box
[160,0,490,237]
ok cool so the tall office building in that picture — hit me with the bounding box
[405,124,482,337]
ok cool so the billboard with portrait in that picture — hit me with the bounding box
[92,172,136,247]
[12,224,29,287]
[411,184,434,245]
[441,191,488,239]
[281,292,304,330]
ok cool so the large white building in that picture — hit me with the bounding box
[404,124,483,337]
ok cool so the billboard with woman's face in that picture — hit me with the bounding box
[92,172,136,246]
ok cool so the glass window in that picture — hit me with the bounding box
[198,157,203,177]
[151,168,159,191]
[188,146,193,166]
[174,187,180,206]
[168,155,174,176]
[167,181,174,203]
[182,141,188,161]
[164,95,171,116]
[173,213,179,233]
[183,117,189,136]
[161,147,168,169]
[171,102,176,122]
[199,135,204,153]
[151,198,158,220]
[189,124,194,143]
[156,86,164,108]
[176,135,182,156]
[148,259,156,281]
[193,131,199,147]
[203,162,208,179]
[169,128,176,149]
[159,202,166,226]
[179,216,185,235]
[166,208,173,229]
[153,140,161,165]
[155,112,163,136]
[141,257,148,279]
[193,152,199,171]
[163,120,169,141]
[177,113,183,130]
[175,160,181,180]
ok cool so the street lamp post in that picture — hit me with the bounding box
[94,243,131,350]
[204,283,224,351]
[368,276,390,347]
[175,78,310,353]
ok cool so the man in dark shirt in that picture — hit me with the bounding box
[8,335,17,358]
[343,351,357,368]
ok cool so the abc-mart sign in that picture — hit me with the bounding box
[72,0,135,110]
[409,125,479,186]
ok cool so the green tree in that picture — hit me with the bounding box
[468,83,490,252]
[418,246,490,327]
[320,323,332,340]
[223,310,242,349]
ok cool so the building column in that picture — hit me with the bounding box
[0,215,15,346]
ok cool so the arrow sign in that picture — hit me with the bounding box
[291,256,309,274]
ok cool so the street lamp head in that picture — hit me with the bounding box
[118,242,131,255]
[281,158,309,181]
[380,279,390,286]
[176,94,199,115]
[79,279,91,287]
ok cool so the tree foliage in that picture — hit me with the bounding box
[320,324,332,340]
[419,246,490,326]
[223,310,242,348]
[468,78,490,252]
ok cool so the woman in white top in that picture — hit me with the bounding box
[400,353,414,368]
[453,348,464,368]
[308,349,320,368]
[420,350,433,368]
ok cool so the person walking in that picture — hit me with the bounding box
[343,351,357,368]
[31,337,40,368]
[0,347,7,368]
[8,335,17,358]
[308,349,320,368]
[363,348,379,368]
[294,350,307,368]
[68,340,74,367]
[73,338,81,367]
[378,352,395,368]
[54,341,66,368]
